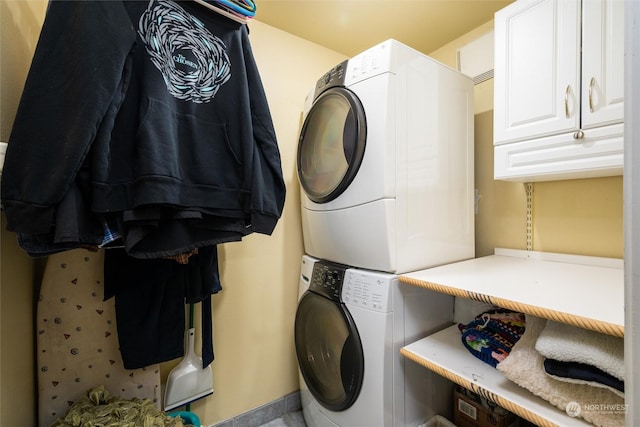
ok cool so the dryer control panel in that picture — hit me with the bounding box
[343,269,393,313]
[313,60,347,99]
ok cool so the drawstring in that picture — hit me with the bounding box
[480,313,491,329]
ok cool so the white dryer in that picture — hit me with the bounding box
[295,255,454,427]
[297,39,475,274]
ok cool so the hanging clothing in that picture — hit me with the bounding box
[1,0,135,236]
[2,0,285,257]
[104,245,222,369]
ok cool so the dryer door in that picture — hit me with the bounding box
[297,87,366,204]
[294,291,364,411]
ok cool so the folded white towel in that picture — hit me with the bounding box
[535,321,624,381]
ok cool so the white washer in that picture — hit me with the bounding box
[295,255,454,427]
[297,39,475,274]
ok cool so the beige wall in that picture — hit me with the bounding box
[532,176,623,258]
[0,3,623,427]
[0,216,35,426]
[1,1,47,426]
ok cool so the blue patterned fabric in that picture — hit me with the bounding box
[458,309,526,368]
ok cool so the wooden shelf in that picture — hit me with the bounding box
[401,325,592,427]
[399,249,624,427]
[399,248,623,337]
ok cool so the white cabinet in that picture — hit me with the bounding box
[493,0,624,182]
[581,0,625,130]
[400,249,624,427]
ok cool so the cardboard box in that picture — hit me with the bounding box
[453,388,519,427]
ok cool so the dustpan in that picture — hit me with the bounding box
[164,303,214,411]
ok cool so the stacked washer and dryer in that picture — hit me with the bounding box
[294,40,475,427]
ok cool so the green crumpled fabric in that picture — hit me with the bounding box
[51,386,191,427]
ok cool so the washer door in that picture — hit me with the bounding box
[294,291,364,411]
[297,87,366,204]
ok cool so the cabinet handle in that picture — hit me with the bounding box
[564,85,572,119]
[589,77,596,113]
[573,130,585,140]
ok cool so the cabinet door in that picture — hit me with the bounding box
[494,0,580,145]
[581,0,624,129]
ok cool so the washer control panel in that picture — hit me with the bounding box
[309,260,347,302]
[308,261,394,312]
[343,269,393,313]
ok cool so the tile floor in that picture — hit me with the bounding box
[257,411,306,427]
[209,391,305,427]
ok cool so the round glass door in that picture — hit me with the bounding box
[297,87,366,203]
[294,291,364,411]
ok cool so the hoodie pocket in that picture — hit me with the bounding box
[136,98,243,188]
